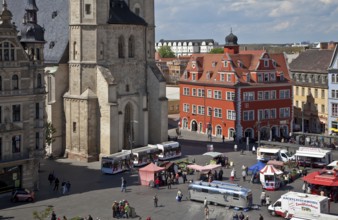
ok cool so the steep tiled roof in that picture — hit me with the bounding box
[3,0,69,64]
[183,50,290,85]
[289,49,334,73]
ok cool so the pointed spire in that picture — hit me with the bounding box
[3,0,7,10]
[24,0,38,24]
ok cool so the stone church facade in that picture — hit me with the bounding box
[65,0,168,161]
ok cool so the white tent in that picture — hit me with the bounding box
[259,164,283,191]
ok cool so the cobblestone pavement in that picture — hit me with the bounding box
[1,126,338,220]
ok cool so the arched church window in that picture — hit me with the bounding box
[126,84,129,92]
[12,74,19,90]
[128,35,135,58]
[73,41,77,60]
[118,36,125,58]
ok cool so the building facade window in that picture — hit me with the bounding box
[37,74,42,88]
[279,107,290,118]
[214,90,222,99]
[243,92,254,101]
[301,87,305,96]
[128,35,135,58]
[258,91,263,100]
[321,89,325,99]
[183,103,190,112]
[198,89,205,97]
[118,36,125,58]
[12,135,21,153]
[197,106,205,115]
[12,75,19,90]
[192,105,196,114]
[314,89,318,98]
[264,91,270,100]
[271,90,276,99]
[295,87,299,95]
[332,103,338,117]
[183,88,190,96]
[12,104,20,122]
[296,101,299,108]
[332,90,338,99]
[227,110,236,120]
[35,132,40,149]
[226,92,235,101]
[207,89,212,98]
[321,104,325,113]
[0,41,15,61]
[270,73,276,81]
[332,74,338,84]
[243,110,254,121]
[270,109,276,119]
[35,103,40,119]
[214,108,222,118]
[279,90,290,99]
[192,88,197,96]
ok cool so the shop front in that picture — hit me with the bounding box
[0,165,22,193]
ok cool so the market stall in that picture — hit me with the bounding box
[260,164,283,191]
[203,152,228,166]
[303,169,338,201]
[187,164,222,181]
[267,160,284,170]
[138,163,165,186]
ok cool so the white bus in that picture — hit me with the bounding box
[131,145,160,167]
[157,141,181,161]
[101,151,132,174]
[188,180,253,209]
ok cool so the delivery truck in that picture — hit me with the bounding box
[268,191,330,219]
[257,147,294,162]
[290,213,338,220]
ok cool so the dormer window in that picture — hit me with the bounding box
[264,73,269,82]
[237,60,243,68]
[264,60,269,67]
[224,61,228,67]
[272,60,276,67]
[270,73,276,81]
[0,42,16,61]
[246,73,251,82]
[183,70,188,80]
[206,71,210,80]
[192,73,197,81]
[280,72,284,81]
[220,73,225,82]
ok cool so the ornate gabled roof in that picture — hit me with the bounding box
[108,0,147,25]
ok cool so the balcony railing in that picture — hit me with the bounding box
[0,87,46,97]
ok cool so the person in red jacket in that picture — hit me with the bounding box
[155,177,160,189]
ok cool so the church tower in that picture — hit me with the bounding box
[65,0,167,161]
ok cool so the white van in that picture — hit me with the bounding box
[257,147,294,162]
[294,147,332,168]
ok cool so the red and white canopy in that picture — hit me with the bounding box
[260,164,283,175]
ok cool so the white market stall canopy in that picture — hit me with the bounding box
[203,152,223,158]
[260,164,283,175]
[295,147,331,159]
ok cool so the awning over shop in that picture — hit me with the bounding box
[294,152,327,158]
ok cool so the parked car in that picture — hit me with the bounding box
[11,188,35,202]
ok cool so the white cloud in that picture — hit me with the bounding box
[272,21,291,31]
[320,0,334,4]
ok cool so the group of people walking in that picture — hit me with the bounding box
[48,172,71,194]
[112,200,131,219]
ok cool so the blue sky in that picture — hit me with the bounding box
[155,0,338,44]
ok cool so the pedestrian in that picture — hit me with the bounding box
[51,211,57,220]
[53,177,59,191]
[48,172,55,185]
[62,216,67,220]
[218,169,223,180]
[155,177,160,189]
[112,201,118,218]
[242,169,247,182]
[259,214,264,220]
[307,185,312,194]
[153,194,158,207]
[265,195,271,206]
[203,197,208,208]
[87,215,93,220]
[302,181,307,193]
[230,168,236,182]
[121,177,127,192]
[175,172,180,184]
[66,181,71,193]
[124,203,130,218]
[62,180,67,194]
[252,145,256,154]
[260,191,266,206]
[244,216,249,220]
[177,189,183,202]
[232,212,239,220]
[222,135,225,143]
[204,205,209,220]
[182,171,187,183]
[238,212,245,220]
[213,170,218,181]
[167,177,172,189]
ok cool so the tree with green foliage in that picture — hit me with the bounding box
[209,47,224,54]
[45,122,56,146]
[158,45,175,58]
[33,207,53,220]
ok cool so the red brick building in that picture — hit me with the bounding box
[179,32,293,142]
